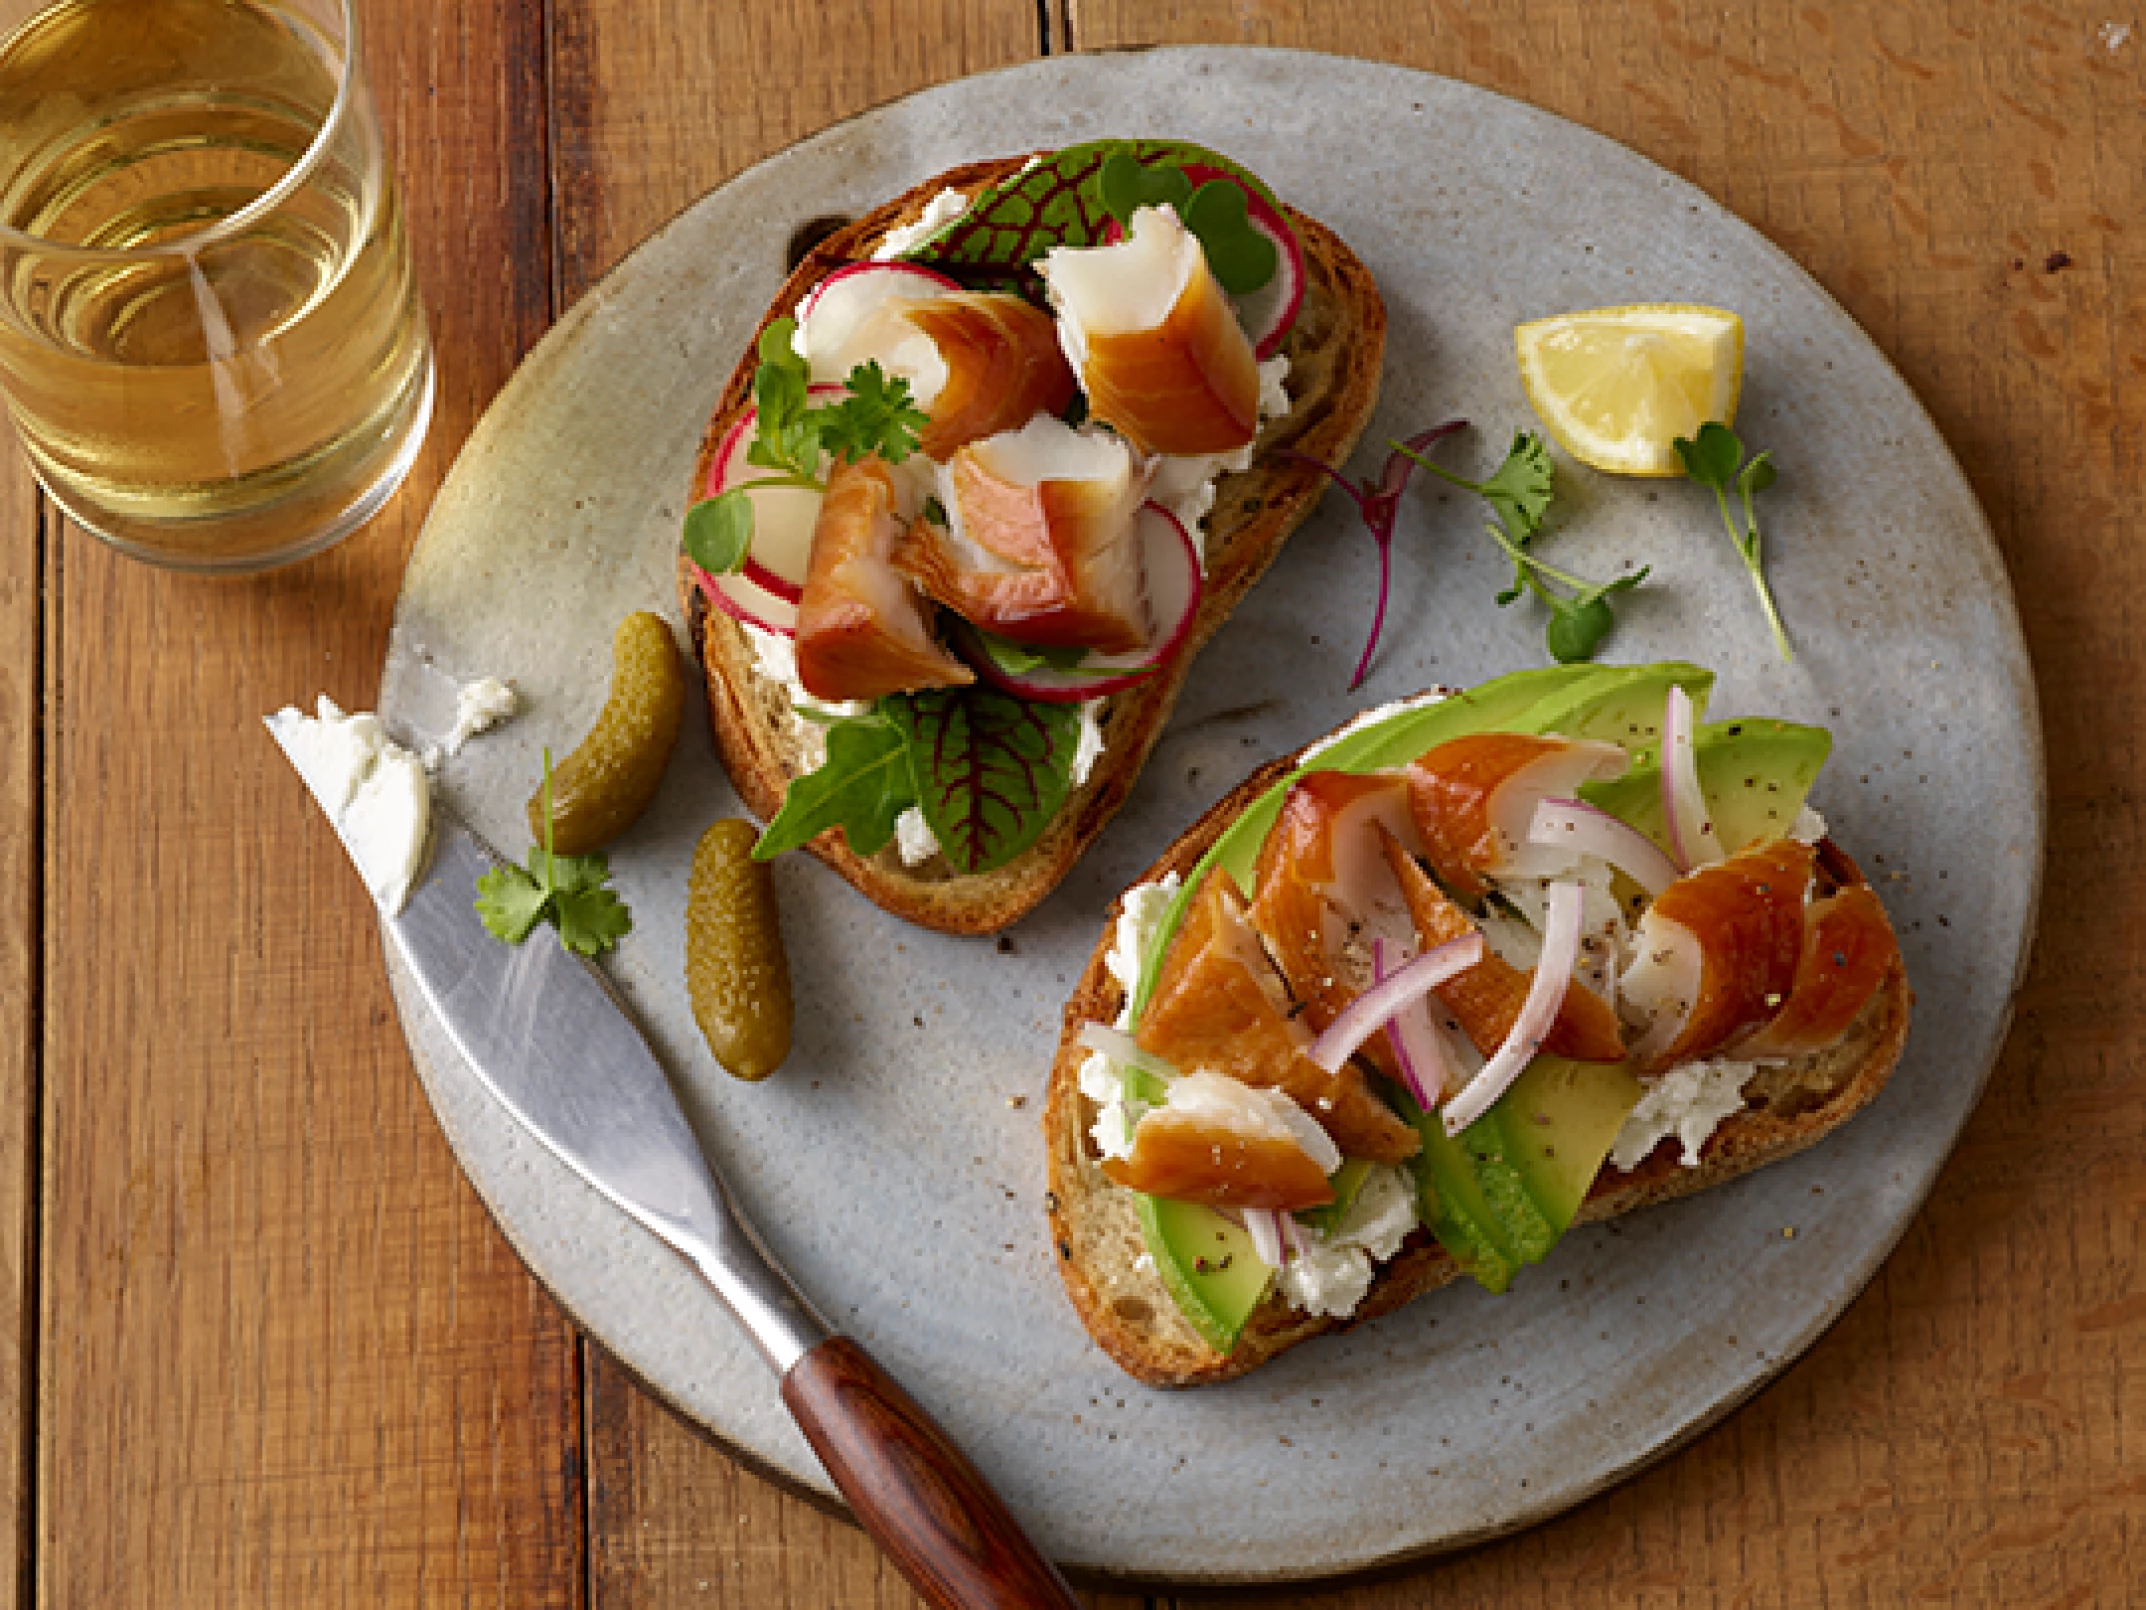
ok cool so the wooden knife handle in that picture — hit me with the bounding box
[781,1336,1080,1610]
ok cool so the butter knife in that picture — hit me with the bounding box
[365,816,1078,1610]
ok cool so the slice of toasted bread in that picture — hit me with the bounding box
[679,154,1387,935]
[1044,736,1914,1389]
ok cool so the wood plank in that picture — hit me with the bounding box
[0,436,44,1610]
[1056,0,2145,1604]
[547,1,1095,1605]
[31,0,587,1603]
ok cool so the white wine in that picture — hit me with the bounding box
[0,0,431,569]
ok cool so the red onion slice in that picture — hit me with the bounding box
[1280,1212,1308,1262]
[1308,935,1485,1075]
[1373,937,1454,1110]
[1076,1020,1179,1084]
[1528,797,1682,899]
[1442,881,1587,1135]
[1244,1208,1289,1269]
[1661,685,1724,871]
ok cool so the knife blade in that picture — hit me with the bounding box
[286,759,1077,1610]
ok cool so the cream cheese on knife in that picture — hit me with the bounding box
[265,696,432,914]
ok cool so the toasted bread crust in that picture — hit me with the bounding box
[1043,730,1914,1388]
[679,154,1387,935]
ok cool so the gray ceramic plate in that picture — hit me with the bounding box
[378,48,2042,1587]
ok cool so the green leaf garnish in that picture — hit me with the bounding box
[476,749,634,956]
[816,361,930,466]
[754,712,919,861]
[898,139,1293,296]
[1673,421,1793,662]
[1181,179,1277,295]
[1480,518,1651,665]
[684,333,940,564]
[968,628,1146,681]
[883,687,1081,875]
[1394,431,1646,664]
[682,493,754,574]
[1098,151,1193,225]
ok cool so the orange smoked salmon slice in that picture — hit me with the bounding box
[1247,771,1421,1078]
[1380,828,1628,1063]
[1102,1070,1336,1212]
[1622,838,1816,1069]
[901,292,1078,462]
[1040,206,1261,457]
[1406,732,1629,900]
[895,414,1152,653]
[793,455,974,703]
[1731,881,1899,1060]
[1136,866,1420,1165]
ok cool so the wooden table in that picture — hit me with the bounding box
[6,0,2137,1603]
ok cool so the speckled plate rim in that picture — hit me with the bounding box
[377,46,2045,1589]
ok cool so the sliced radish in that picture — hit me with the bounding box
[701,382,847,636]
[1180,163,1305,360]
[796,261,960,397]
[688,557,792,639]
[948,502,1203,702]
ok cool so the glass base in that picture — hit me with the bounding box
[29,350,436,576]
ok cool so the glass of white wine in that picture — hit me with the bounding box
[0,0,432,571]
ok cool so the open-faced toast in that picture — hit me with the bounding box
[1043,678,1913,1388]
[680,152,1386,935]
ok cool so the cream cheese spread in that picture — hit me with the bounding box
[1609,1058,1759,1170]
[1080,872,1182,1160]
[265,697,432,915]
[1276,1164,1420,1319]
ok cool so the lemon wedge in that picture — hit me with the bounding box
[1515,305,1744,476]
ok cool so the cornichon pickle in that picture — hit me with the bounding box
[532,611,685,855]
[686,819,793,1081]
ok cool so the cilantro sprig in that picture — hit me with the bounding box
[680,320,929,576]
[1392,431,1650,665]
[1673,421,1792,663]
[476,749,633,957]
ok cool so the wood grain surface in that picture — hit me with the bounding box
[6,0,2139,1605]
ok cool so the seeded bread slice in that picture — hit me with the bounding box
[1043,736,1914,1389]
[679,155,1387,936]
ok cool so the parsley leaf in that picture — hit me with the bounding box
[754,713,919,861]
[815,361,930,466]
[475,750,634,956]
[1396,431,1556,543]
[1673,422,1793,662]
[475,862,549,945]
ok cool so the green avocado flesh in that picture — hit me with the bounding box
[1394,1059,1642,1294]
[1138,1193,1273,1353]
[1579,718,1833,857]
[1116,664,1819,1349]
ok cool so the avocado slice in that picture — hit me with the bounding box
[1521,662,1714,762]
[1135,1195,1274,1354]
[1490,1056,1645,1230]
[1398,1090,1522,1293]
[1580,717,1832,857]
